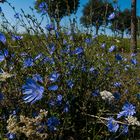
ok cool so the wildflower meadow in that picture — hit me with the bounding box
[0,0,140,139]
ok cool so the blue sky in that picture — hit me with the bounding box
[0,0,140,32]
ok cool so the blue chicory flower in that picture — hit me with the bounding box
[34,53,43,61]
[74,47,84,55]
[6,133,16,140]
[92,89,100,97]
[115,54,123,61]
[66,30,71,35]
[69,35,73,41]
[131,58,137,65]
[55,31,59,39]
[42,56,55,65]
[63,101,69,113]
[0,32,6,44]
[108,12,115,20]
[109,45,116,52]
[47,43,56,55]
[101,43,106,49]
[57,94,63,102]
[0,49,8,62]
[63,105,69,113]
[46,24,55,31]
[47,116,60,131]
[48,85,58,91]
[107,117,119,132]
[12,110,17,116]
[20,52,28,57]
[56,94,63,105]
[117,102,136,118]
[12,35,23,41]
[38,2,48,14]
[121,125,129,134]
[89,67,95,73]
[85,38,91,44]
[33,74,43,83]
[49,72,60,82]
[114,82,121,88]
[22,78,44,104]
[131,53,137,57]
[0,92,4,101]
[67,80,74,88]
[23,57,34,67]
[63,39,67,45]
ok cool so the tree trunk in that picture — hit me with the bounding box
[95,26,99,35]
[131,0,137,53]
[121,31,124,38]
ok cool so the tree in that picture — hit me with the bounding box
[80,0,114,35]
[34,0,80,21]
[111,9,131,38]
[131,0,137,53]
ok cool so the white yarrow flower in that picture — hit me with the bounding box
[100,90,114,101]
[0,69,14,81]
[126,116,140,126]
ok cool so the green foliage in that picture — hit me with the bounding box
[80,0,114,34]
[111,9,131,38]
[34,0,80,20]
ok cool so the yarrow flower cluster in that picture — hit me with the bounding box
[100,90,114,101]
[7,110,49,139]
[126,116,140,126]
